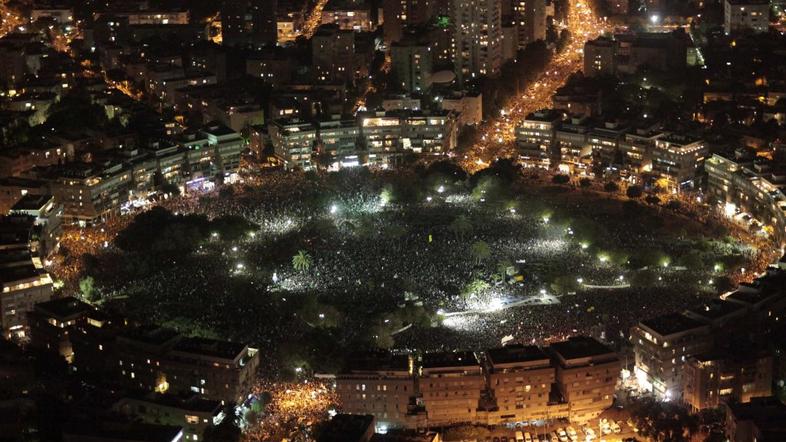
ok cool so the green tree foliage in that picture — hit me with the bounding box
[552,174,570,184]
[470,240,492,265]
[579,178,592,188]
[604,181,619,192]
[626,185,644,198]
[461,278,491,302]
[449,215,473,239]
[292,250,312,273]
[115,207,210,254]
[211,215,258,242]
[79,276,97,302]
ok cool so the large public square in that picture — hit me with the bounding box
[51,163,768,376]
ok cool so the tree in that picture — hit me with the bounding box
[470,240,491,265]
[579,178,592,188]
[449,215,473,239]
[552,174,570,184]
[292,250,312,273]
[645,194,661,205]
[461,279,491,303]
[604,181,619,192]
[79,276,97,302]
[626,185,643,198]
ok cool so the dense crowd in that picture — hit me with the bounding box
[49,170,773,372]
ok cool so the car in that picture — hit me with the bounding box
[515,431,525,442]
[584,428,596,440]
[524,432,533,442]
[557,429,569,442]
[501,437,509,442]
[611,421,621,434]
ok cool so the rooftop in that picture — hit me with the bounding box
[121,391,221,413]
[549,336,615,361]
[344,351,411,373]
[35,296,92,320]
[317,414,374,442]
[685,299,746,322]
[486,344,549,366]
[120,326,181,348]
[10,194,53,212]
[640,312,707,337]
[172,336,247,361]
[421,351,479,369]
[63,421,183,442]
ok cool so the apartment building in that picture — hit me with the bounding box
[683,350,772,411]
[550,336,620,424]
[450,0,503,83]
[652,134,708,187]
[335,352,417,429]
[0,217,54,339]
[516,110,563,168]
[419,351,484,426]
[705,154,786,243]
[631,313,713,399]
[724,0,769,34]
[113,392,225,441]
[485,344,555,423]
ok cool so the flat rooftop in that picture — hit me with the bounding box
[10,194,53,212]
[63,421,183,442]
[549,336,615,361]
[122,391,221,413]
[685,299,746,321]
[725,289,776,305]
[120,326,181,347]
[35,296,92,320]
[421,351,479,369]
[318,414,374,442]
[640,312,707,337]
[344,352,411,373]
[486,344,549,366]
[172,336,247,361]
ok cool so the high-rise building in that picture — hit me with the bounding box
[514,0,546,47]
[312,24,357,84]
[383,0,437,43]
[391,35,434,92]
[221,0,278,47]
[450,0,503,83]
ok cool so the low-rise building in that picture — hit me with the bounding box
[113,393,224,441]
[724,0,769,35]
[550,336,619,424]
[683,350,772,411]
[419,351,484,426]
[336,352,416,429]
[0,217,54,339]
[651,134,707,188]
[706,154,786,243]
[269,118,317,170]
[485,345,555,423]
[516,110,563,168]
[631,313,713,400]
[725,397,786,441]
[27,296,94,362]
